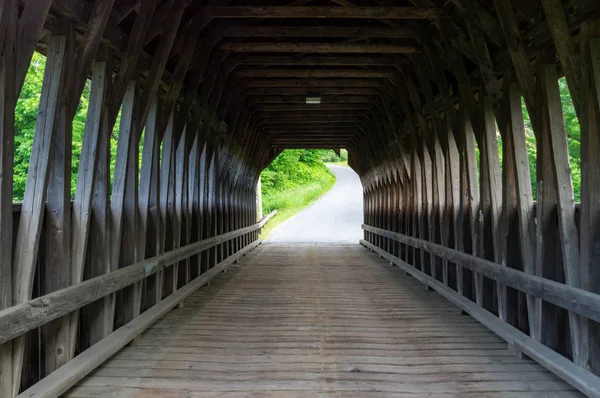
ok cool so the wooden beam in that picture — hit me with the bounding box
[106,81,137,334]
[109,0,159,121]
[230,55,400,66]
[15,0,53,94]
[247,95,375,104]
[254,104,372,111]
[245,79,383,88]
[581,29,600,377]
[503,80,539,338]
[265,128,358,132]
[43,22,76,377]
[0,213,275,348]
[0,1,18,397]
[207,6,441,19]
[254,110,367,117]
[11,34,69,395]
[240,87,381,96]
[538,59,586,368]
[236,69,395,78]
[70,56,110,348]
[222,25,413,38]
[361,225,600,324]
[219,43,417,54]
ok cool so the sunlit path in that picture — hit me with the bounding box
[266,165,363,243]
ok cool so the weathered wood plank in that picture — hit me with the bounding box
[503,80,540,338]
[11,33,69,396]
[107,80,137,331]
[43,21,75,375]
[0,1,18,396]
[361,225,600,324]
[538,59,586,367]
[222,26,412,38]
[206,6,441,19]
[138,97,160,308]
[582,32,600,376]
[218,43,418,54]
[362,240,600,397]
[63,244,582,397]
[0,213,276,346]
[17,240,263,398]
[15,0,52,93]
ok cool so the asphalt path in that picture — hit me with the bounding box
[266,164,364,244]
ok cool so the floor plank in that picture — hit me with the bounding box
[66,244,580,397]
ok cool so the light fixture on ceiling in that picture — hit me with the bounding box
[306,92,321,104]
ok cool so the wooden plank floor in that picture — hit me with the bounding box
[66,244,580,397]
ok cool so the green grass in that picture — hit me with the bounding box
[259,176,336,239]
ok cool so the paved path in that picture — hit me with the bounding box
[266,164,363,244]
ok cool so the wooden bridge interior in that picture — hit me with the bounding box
[1,0,600,397]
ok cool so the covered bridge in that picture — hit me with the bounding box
[1,0,600,396]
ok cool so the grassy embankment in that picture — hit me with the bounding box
[259,149,346,238]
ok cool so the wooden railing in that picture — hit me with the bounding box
[361,224,600,398]
[1,210,276,398]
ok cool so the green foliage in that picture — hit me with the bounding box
[520,77,581,201]
[14,52,122,201]
[261,149,336,208]
[259,150,337,237]
[13,53,45,200]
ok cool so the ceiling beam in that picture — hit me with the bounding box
[244,79,383,88]
[258,118,366,124]
[271,144,351,149]
[236,69,396,78]
[205,6,441,19]
[269,134,357,138]
[246,95,375,104]
[266,128,358,131]
[228,55,402,66]
[218,43,418,53]
[253,104,373,111]
[221,26,414,38]
[239,87,382,95]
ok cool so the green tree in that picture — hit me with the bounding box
[14,52,122,201]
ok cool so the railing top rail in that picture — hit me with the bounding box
[0,211,277,346]
[363,224,600,324]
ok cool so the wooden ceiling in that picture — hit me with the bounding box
[41,0,600,150]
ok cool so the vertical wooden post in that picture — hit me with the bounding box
[188,133,200,277]
[87,103,111,344]
[199,142,208,274]
[138,97,160,308]
[537,58,586,366]
[0,1,18,396]
[455,109,478,300]
[173,124,187,297]
[581,33,600,375]
[72,55,110,346]
[411,142,423,270]
[256,175,263,221]
[43,22,75,375]
[442,120,461,288]
[479,97,504,315]
[11,33,69,395]
[108,80,138,329]
[159,114,175,295]
[503,81,539,337]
